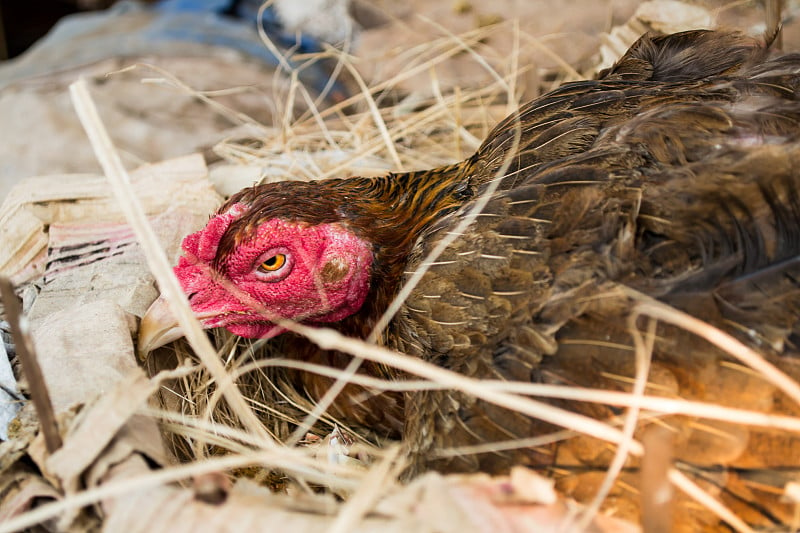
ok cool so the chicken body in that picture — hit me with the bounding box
[141,30,800,528]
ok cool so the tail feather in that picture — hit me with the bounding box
[599,30,768,81]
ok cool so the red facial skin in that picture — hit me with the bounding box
[175,203,374,339]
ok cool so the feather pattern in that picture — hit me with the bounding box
[148,30,800,528]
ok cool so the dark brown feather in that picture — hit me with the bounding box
[210,30,800,528]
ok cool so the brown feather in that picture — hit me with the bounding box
[201,30,800,528]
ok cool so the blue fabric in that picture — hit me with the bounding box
[155,0,330,55]
[150,0,347,99]
[0,0,348,99]
[155,0,235,13]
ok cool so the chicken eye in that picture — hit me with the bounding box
[258,253,287,272]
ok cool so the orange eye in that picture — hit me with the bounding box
[258,253,287,272]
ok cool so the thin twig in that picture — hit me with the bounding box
[668,469,754,533]
[636,300,800,406]
[573,314,656,530]
[0,447,361,533]
[68,79,272,445]
[228,355,800,433]
[0,277,61,453]
[328,446,404,533]
[641,426,675,533]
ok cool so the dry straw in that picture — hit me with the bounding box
[7,11,798,533]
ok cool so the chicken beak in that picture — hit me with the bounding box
[137,295,186,358]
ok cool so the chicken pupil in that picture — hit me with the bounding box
[259,254,284,271]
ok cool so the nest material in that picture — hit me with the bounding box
[3,2,800,532]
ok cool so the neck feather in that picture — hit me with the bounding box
[219,160,476,340]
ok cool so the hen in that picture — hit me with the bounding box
[140,30,800,528]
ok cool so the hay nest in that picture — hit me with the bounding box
[2,2,800,532]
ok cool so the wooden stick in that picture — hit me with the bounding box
[0,277,62,453]
[641,425,674,533]
[68,78,272,444]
